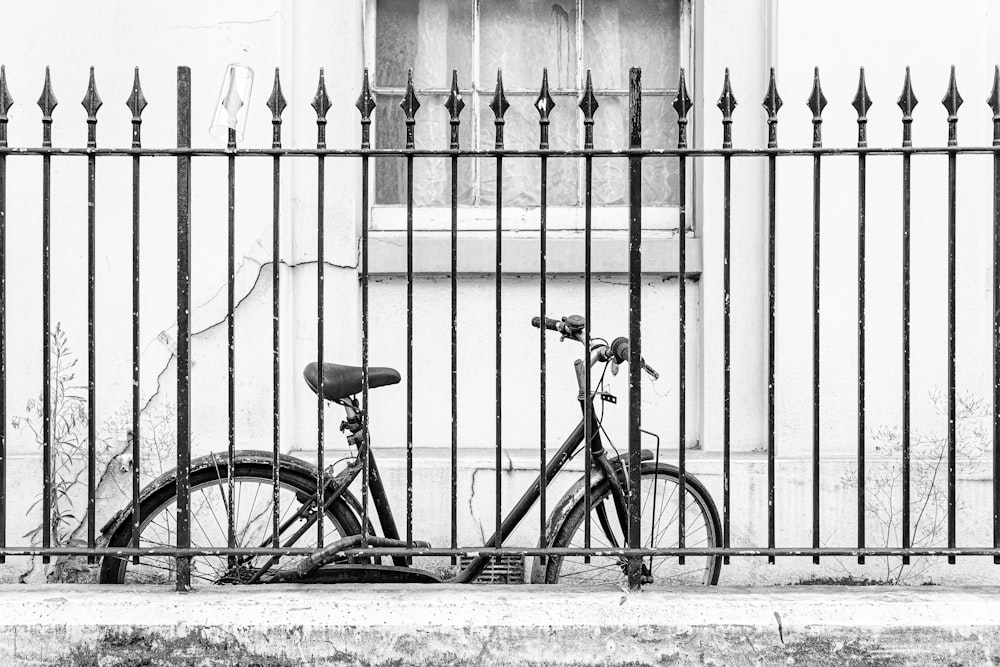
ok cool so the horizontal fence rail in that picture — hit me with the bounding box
[0,63,996,592]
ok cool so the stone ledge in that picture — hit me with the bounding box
[0,584,998,665]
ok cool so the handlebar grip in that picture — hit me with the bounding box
[531,316,562,332]
[608,336,660,379]
[610,337,630,364]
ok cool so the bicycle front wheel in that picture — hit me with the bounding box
[541,462,722,586]
[99,461,361,585]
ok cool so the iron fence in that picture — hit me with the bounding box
[0,63,997,591]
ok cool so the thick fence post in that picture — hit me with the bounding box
[626,67,643,591]
[0,67,10,567]
[38,67,56,566]
[175,65,192,592]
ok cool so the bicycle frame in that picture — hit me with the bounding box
[245,347,638,584]
[285,365,635,583]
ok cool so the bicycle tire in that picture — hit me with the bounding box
[99,460,362,585]
[538,462,723,586]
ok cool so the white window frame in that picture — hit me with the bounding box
[363,0,694,235]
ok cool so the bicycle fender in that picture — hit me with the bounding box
[99,450,368,539]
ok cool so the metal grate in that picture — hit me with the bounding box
[460,555,525,584]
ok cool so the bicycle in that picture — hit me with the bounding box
[99,315,722,587]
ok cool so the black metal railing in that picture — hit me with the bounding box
[0,63,998,592]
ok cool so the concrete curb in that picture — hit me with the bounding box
[0,584,998,665]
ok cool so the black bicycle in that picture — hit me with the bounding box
[99,315,722,587]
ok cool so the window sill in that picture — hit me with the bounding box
[365,229,701,276]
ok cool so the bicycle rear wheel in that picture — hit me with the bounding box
[540,463,722,586]
[99,461,361,585]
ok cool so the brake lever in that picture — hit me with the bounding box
[643,362,660,381]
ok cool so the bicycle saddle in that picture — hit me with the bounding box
[303,362,401,401]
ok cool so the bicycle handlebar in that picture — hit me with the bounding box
[531,316,563,333]
[530,314,659,380]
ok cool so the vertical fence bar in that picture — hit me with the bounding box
[536,69,553,556]
[898,68,917,565]
[942,66,962,565]
[175,65,192,592]
[226,124,237,564]
[807,68,826,565]
[400,71,420,551]
[127,69,146,565]
[990,66,1000,565]
[580,71,598,561]
[37,67,56,565]
[626,67,643,590]
[762,68,782,564]
[267,69,286,550]
[717,69,736,565]
[490,71,508,548]
[446,71,464,565]
[356,70,375,543]
[82,67,102,565]
[853,67,872,565]
[0,67,10,566]
[674,70,692,565]
[312,70,331,548]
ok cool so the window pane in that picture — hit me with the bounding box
[478,94,579,208]
[480,0,578,90]
[376,0,473,89]
[591,95,677,206]
[584,0,681,90]
[375,93,475,206]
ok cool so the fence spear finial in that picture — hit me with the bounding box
[81,66,102,120]
[126,67,147,120]
[535,68,554,122]
[717,68,737,120]
[445,69,464,149]
[355,67,375,122]
[674,68,692,148]
[490,69,509,121]
[762,67,782,118]
[852,67,872,120]
[807,67,827,148]
[853,67,872,148]
[579,69,598,150]
[579,69,598,121]
[267,67,287,122]
[762,67,782,148]
[989,65,1000,118]
[807,67,827,120]
[897,66,918,147]
[717,68,737,149]
[399,69,420,121]
[355,68,375,150]
[536,68,554,149]
[399,69,420,149]
[941,64,963,120]
[445,69,464,121]
[490,69,509,149]
[0,66,14,122]
[897,66,918,119]
[311,68,331,122]
[942,65,963,146]
[37,65,57,120]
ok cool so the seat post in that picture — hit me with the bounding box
[339,398,366,449]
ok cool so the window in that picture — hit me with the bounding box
[371,0,689,220]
